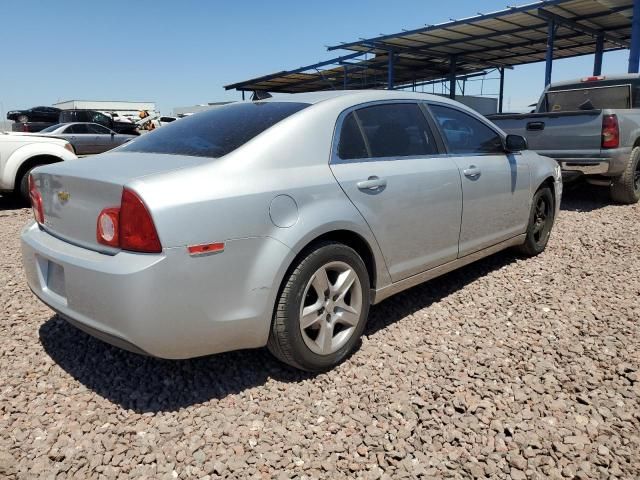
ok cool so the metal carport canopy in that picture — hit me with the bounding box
[224,0,635,95]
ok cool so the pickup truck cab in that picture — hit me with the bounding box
[488,74,640,204]
[0,133,77,201]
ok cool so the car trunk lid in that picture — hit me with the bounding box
[31,152,204,253]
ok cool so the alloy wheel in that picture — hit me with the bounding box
[299,261,363,356]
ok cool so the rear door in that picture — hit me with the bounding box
[330,102,463,282]
[66,124,92,155]
[428,103,531,257]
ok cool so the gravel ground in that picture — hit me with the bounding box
[1,184,639,479]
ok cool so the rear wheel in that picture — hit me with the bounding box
[17,167,35,204]
[516,186,555,257]
[268,242,370,371]
[610,146,640,204]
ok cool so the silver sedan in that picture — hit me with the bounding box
[38,122,136,155]
[21,91,562,371]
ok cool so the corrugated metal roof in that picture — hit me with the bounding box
[225,0,633,93]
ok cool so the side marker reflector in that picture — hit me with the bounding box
[188,242,225,256]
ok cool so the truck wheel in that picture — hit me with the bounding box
[268,242,370,372]
[610,147,640,204]
[516,186,555,257]
[17,168,34,204]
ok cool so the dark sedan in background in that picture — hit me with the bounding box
[6,106,61,124]
[38,122,136,155]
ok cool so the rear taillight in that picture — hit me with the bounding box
[97,208,119,247]
[96,188,161,253]
[602,114,619,149]
[28,175,44,224]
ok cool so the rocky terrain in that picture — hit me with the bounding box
[1,185,638,479]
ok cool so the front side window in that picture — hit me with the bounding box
[358,103,437,158]
[91,112,111,125]
[120,102,310,158]
[429,104,503,154]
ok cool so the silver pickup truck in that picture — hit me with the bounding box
[488,74,640,204]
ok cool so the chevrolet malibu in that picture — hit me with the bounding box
[21,91,562,371]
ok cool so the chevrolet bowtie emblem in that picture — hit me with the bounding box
[57,191,70,203]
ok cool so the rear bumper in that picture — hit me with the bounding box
[21,222,293,359]
[553,147,631,176]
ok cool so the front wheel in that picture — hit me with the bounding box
[17,114,29,123]
[610,146,640,204]
[268,242,370,372]
[516,186,555,257]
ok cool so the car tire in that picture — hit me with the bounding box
[516,186,555,257]
[268,242,371,372]
[610,146,640,204]
[17,114,29,124]
[17,167,35,205]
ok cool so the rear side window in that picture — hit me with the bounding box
[88,124,111,134]
[120,102,310,158]
[337,103,437,160]
[429,104,503,154]
[338,113,368,159]
[68,124,89,134]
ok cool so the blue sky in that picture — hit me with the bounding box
[0,0,630,115]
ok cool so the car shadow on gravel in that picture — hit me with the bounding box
[560,180,617,212]
[0,194,25,211]
[38,249,520,413]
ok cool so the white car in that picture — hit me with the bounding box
[0,132,77,201]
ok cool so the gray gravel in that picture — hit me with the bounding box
[1,184,639,479]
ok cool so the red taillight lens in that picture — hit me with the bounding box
[119,189,162,253]
[97,208,120,247]
[28,175,44,224]
[602,114,619,149]
[96,189,161,253]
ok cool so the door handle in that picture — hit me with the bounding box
[463,166,481,179]
[357,176,387,191]
[527,121,545,131]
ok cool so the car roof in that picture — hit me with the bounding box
[262,89,463,107]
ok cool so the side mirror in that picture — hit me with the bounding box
[505,134,527,152]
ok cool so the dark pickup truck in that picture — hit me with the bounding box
[488,74,640,204]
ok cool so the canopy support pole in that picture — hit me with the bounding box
[242,91,245,101]
[629,0,640,73]
[449,55,457,99]
[387,50,395,89]
[545,19,556,86]
[499,67,505,113]
[594,34,605,76]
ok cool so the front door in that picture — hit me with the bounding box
[428,103,531,257]
[330,102,463,282]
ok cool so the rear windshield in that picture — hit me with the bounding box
[543,84,631,112]
[119,102,310,158]
[40,123,64,132]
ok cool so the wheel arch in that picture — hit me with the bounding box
[283,229,379,291]
[14,155,63,190]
